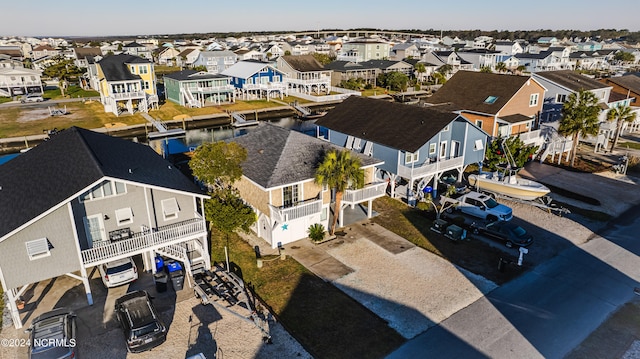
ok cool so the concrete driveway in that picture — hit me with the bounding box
[0,255,310,359]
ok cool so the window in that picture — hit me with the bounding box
[556,94,567,103]
[81,181,126,201]
[139,65,148,74]
[476,120,483,128]
[442,125,450,132]
[130,66,136,74]
[529,93,539,106]
[440,142,447,158]
[405,151,419,164]
[26,238,52,260]
[321,207,328,221]
[283,184,299,207]
[474,139,484,151]
[162,198,180,220]
[429,143,437,155]
[115,207,134,225]
[484,96,498,104]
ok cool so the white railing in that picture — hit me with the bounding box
[190,84,235,93]
[398,156,465,179]
[0,81,42,87]
[244,83,287,91]
[286,77,331,86]
[269,199,322,223]
[111,91,145,100]
[81,218,206,266]
[157,243,188,262]
[343,182,387,205]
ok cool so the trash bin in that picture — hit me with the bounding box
[445,224,463,240]
[155,256,164,272]
[170,270,184,291]
[165,260,182,273]
[423,186,432,195]
[154,272,168,293]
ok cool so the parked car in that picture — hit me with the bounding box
[98,257,138,288]
[25,309,77,359]
[473,221,533,248]
[21,93,44,103]
[115,290,167,353]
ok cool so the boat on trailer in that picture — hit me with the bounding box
[468,170,550,201]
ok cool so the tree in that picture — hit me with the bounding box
[606,104,637,152]
[483,136,538,171]
[515,65,527,75]
[312,52,334,65]
[189,141,255,259]
[377,71,409,91]
[614,51,635,64]
[480,66,493,73]
[315,149,364,235]
[284,50,292,56]
[414,63,426,83]
[193,65,208,72]
[437,64,453,77]
[558,90,601,167]
[189,141,247,190]
[495,62,507,73]
[42,56,84,97]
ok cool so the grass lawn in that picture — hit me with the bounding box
[44,85,99,100]
[361,87,396,97]
[371,196,525,285]
[619,141,640,150]
[210,229,405,359]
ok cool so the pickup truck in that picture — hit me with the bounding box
[441,191,513,222]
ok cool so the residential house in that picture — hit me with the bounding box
[177,48,200,67]
[164,69,235,107]
[95,54,158,116]
[600,74,640,105]
[0,65,43,97]
[221,60,288,100]
[122,41,153,60]
[456,49,500,71]
[155,47,181,65]
[31,44,59,60]
[537,37,559,45]
[494,41,524,55]
[265,43,285,59]
[569,51,612,71]
[0,127,210,329]
[308,41,332,55]
[425,71,546,139]
[234,48,266,62]
[315,96,488,199]
[191,51,238,74]
[514,51,562,73]
[324,60,380,87]
[361,59,414,77]
[532,70,612,123]
[389,43,421,61]
[276,55,331,95]
[0,54,22,69]
[72,47,103,69]
[432,51,474,72]
[0,46,24,61]
[337,38,391,62]
[229,123,385,248]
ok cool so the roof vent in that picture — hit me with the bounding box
[258,149,264,154]
[128,168,133,174]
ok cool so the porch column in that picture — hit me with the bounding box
[5,288,22,329]
[367,199,373,218]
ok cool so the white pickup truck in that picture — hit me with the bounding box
[441,191,513,222]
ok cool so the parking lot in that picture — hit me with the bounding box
[0,256,311,359]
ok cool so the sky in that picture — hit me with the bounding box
[2,0,639,38]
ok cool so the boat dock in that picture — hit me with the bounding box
[230,112,258,127]
[142,113,187,139]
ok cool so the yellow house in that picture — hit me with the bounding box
[96,54,158,116]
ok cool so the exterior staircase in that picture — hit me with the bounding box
[180,87,200,108]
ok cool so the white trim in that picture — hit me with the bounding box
[25,238,51,260]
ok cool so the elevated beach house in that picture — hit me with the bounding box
[0,127,209,328]
[229,124,385,248]
[164,69,235,108]
[95,54,159,116]
[315,96,488,199]
[276,54,332,95]
[221,60,288,101]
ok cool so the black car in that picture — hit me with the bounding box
[114,290,167,353]
[474,221,533,248]
[26,309,77,359]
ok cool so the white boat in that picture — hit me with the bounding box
[468,171,550,201]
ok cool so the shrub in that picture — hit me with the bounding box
[308,223,326,242]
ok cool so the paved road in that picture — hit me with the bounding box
[387,204,640,359]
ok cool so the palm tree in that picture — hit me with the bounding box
[607,104,637,152]
[558,90,601,167]
[515,65,527,75]
[414,63,426,84]
[315,149,364,235]
[495,62,507,73]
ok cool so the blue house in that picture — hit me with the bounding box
[220,60,288,100]
[315,96,488,199]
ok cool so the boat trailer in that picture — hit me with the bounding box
[482,191,570,216]
[193,263,272,342]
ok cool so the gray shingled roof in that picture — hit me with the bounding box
[425,71,533,115]
[163,69,229,81]
[316,96,461,153]
[534,70,610,91]
[280,55,325,72]
[604,74,640,94]
[228,124,382,189]
[97,54,149,81]
[0,127,205,239]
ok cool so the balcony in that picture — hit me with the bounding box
[286,76,331,86]
[269,198,322,223]
[0,81,41,88]
[81,218,206,267]
[244,82,287,91]
[343,182,387,205]
[111,91,146,100]
[190,84,235,93]
[398,156,464,179]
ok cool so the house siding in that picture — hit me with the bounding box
[235,177,270,216]
[0,205,82,289]
[462,112,496,138]
[500,80,545,117]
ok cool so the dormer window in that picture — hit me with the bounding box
[484,96,498,104]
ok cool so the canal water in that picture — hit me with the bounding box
[0,117,321,165]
